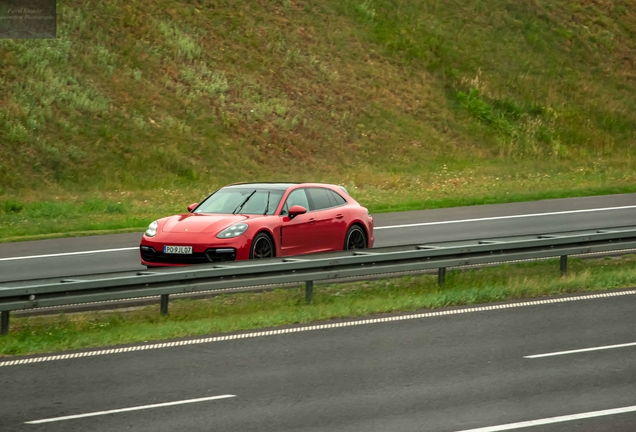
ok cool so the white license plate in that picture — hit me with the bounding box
[164,246,193,254]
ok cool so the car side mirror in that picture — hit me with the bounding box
[288,205,307,219]
[187,203,198,213]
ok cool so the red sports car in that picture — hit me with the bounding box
[140,182,374,267]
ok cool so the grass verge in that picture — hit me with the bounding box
[1,0,636,242]
[2,254,635,357]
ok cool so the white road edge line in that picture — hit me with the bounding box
[374,205,636,230]
[25,394,236,424]
[524,342,636,359]
[0,247,138,262]
[455,404,636,432]
[2,289,636,368]
[3,205,636,261]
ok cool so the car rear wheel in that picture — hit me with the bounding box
[344,225,367,250]
[250,232,274,259]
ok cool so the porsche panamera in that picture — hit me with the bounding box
[140,182,374,267]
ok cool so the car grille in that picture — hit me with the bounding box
[140,246,237,265]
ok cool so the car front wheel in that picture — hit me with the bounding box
[250,232,274,259]
[344,225,367,250]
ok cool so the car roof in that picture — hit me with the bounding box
[223,182,343,191]
[223,182,299,190]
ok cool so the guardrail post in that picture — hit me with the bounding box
[438,267,446,286]
[160,294,169,316]
[560,255,568,276]
[305,280,314,304]
[1,311,9,336]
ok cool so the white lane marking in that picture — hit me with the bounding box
[25,394,236,424]
[0,247,138,262]
[2,289,635,368]
[374,205,636,230]
[455,404,636,431]
[3,205,636,261]
[524,342,636,359]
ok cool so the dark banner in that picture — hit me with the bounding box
[0,0,56,39]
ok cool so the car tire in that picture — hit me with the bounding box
[344,225,367,250]
[250,232,274,259]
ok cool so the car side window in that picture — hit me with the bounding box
[328,190,347,206]
[281,188,310,215]
[306,188,334,211]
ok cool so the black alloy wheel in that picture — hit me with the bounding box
[250,232,274,259]
[344,225,367,250]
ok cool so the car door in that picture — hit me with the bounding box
[279,188,316,256]
[306,187,348,251]
[326,188,350,250]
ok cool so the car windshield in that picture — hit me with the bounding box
[194,188,285,215]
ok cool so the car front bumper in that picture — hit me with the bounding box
[140,233,252,266]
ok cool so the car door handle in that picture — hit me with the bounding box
[335,214,344,219]
[309,218,316,224]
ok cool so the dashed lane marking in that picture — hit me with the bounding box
[2,289,636,368]
[524,341,636,359]
[375,205,636,230]
[0,247,138,262]
[455,404,636,431]
[4,204,636,260]
[25,394,236,424]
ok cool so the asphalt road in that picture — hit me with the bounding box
[1,193,636,282]
[2,290,636,431]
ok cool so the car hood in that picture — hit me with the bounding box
[161,213,259,234]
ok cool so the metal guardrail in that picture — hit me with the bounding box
[1,227,636,335]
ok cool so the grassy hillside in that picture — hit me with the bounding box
[1,0,635,240]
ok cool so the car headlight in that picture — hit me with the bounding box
[145,220,158,237]
[216,223,249,238]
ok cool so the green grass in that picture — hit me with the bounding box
[1,0,636,240]
[2,255,636,357]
